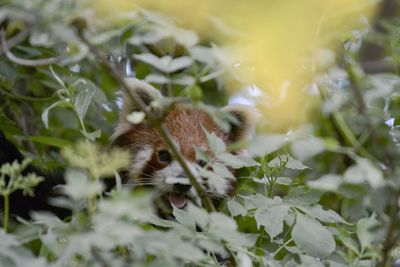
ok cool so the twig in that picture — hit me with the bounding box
[3,194,10,232]
[345,58,396,173]
[1,31,61,66]
[73,23,216,213]
[312,7,377,163]
[379,189,400,267]
[344,58,367,114]
[0,29,29,56]
[318,85,377,163]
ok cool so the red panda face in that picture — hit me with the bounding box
[112,79,257,209]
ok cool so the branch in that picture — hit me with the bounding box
[318,85,376,162]
[379,189,400,267]
[1,30,61,66]
[74,23,216,213]
[345,58,396,173]
[0,29,29,56]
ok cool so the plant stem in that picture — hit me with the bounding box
[3,194,9,232]
[1,31,61,66]
[268,177,275,198]
[379,189,400,267]
[0,26,30,56]
[273,238,293,256]
[88,194,97,215]
[345,59,395,173]
[318,85,376,162]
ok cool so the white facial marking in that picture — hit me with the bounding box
[153,160,202,193]
[153,161,182,192]
[129,146,153,177]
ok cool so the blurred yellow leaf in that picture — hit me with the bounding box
[86,0,379,131]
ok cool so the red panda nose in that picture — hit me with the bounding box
[173,183,192,193]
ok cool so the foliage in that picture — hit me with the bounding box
[0,158,43,232]
[0,0,399,266]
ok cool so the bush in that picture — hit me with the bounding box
[0,0,399,266]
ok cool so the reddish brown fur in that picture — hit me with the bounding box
[164,107,228,161]
[113,105,231,181]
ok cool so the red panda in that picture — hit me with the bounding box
[0,79,257,218]
[111,79,258,209]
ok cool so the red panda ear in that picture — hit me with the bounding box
[112,79,162,140]
[221,105,260,143]
[121,78,162,117]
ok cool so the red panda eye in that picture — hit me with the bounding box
[158,150,172,164]
[197,160,207,167]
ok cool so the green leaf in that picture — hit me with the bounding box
[292,214,336,258]
[198,167,227,194]
[205,131,226,155]
[50,65,66,89]
[255,203,289,238]
[307,174,342,191]
[247,134,287,157]
[299,255,325,267]
[208,213,251,246]
[298,205,348,224]
[171,241,205,262]
[185,84,203,100]
[69,78,107,105]
[0,115,23,135]
[237,155,260,167]
[0,230,19,247]
[172,75,195,86]
[82,129,101,141]
[198,239,226,255]
[172,28,199,47]
[145,74,170,84]
[283,186,323,206]
[27,136,73,148]
[327,260,348,267]
[168,57,194,73]
[269,155,309,170]
[227,200,247,217]
[41,100,69,128]
[212,162,234,179]
[275,177,292,185]
[190,46,214,65]
[134,54,193,73]
[63,168,103,200]
[218,153,259,168]
[343,158,383,188]
[285,156,310,170]
[291,136,325,161]
[173,207,196,230]
[356,216,380,250]
[90,28,125,44]
[194,147,209,163]
[186,203,209,229]
[134,53,162,69]
[336,228,360,255]
[74,87,95,121]
[243,194,276,210]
